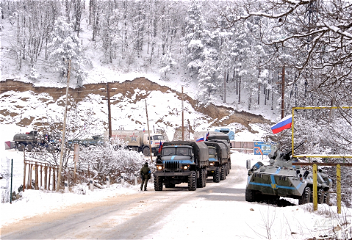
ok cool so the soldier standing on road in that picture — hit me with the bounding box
[140,162,151,191]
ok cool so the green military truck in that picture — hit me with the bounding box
[205,140,230,182]
[13,131,61,152]
[154,141,209,191]
[207,131,232,169]
[13,131,40,151]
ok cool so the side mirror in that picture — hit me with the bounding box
[246,160,251,170]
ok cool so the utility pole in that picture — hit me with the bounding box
[102,83,115,140]
[281,66,285,119]
[182,86,184,141]
[57,59,71,192]
[223,71,227,103]
[145,99,153,162]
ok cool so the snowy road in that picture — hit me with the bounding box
[2,152,342,239]
[1,156,247,239]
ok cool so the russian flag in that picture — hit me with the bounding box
[158,140,163,153]
[206,132,209,141]
[271,115,292,134]
[196,137,204,142]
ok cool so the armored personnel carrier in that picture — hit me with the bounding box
[245,143,332,205]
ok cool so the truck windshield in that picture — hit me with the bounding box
[176,148,191,156]
[153,135,164,140]
[163,148,175,155]
[162,147,191,156]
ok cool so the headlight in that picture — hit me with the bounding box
[210,162,214,166]
[183,165,189,170]
[157,165,163,170]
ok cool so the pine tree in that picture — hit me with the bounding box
[159,50,176,80]
[197,47,219,105]
[182,2,205,76]
[48,16,86,86]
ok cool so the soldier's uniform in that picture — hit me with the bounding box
[140,162,151,191]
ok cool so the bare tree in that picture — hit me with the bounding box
[220,0,352,106]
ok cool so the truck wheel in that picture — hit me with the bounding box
[26,144,33,152]
[143,147,150,156]
[226,163,230,175]
[213,167,220,183]
[203,169,207,187]
[154,176,163,191]
[197,169,205,188]
[245,188,256,202]
[220,165,226,180]
[324,192,331,205]
[17,143,26,151]
[298,187,311,205]
[188,171,196,191]
[318,189,324,204]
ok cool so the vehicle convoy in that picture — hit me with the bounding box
[13,131,60,151]
[154,141,209,191]
[106,130,165,156]
[245,143,332,205]
[68,135,104,148]
[205,140,230,182]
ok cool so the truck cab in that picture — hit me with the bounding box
[156,145,195,171]
[154,141,209,191]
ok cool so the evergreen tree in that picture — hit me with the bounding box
[48,16,86,86]
[182,1,205,76]
[159,50,176,80]
[197,47,219,105]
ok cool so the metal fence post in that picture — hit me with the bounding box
[89,179,93,191]
[106,176,110,188]
[65,180,69,193]
[337,164,341,214]
[10,159,13,204]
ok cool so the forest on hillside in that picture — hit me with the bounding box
[1,0,351,149]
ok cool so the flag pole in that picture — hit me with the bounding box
[57,59,71,192]
[292,108,295,156]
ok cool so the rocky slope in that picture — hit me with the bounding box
[0,78,272,138]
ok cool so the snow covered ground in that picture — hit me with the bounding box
[1,125,351,239]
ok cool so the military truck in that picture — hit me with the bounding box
[245,143,332,205]
[13,131,60,151]
[13,131,40,151]
[107,130,165,156]
[206,132,232,170]
[213,127,235,140]
[205,140,230,182]
[154,141,209,191]
[67,135,104,148]
[13,131,61,151]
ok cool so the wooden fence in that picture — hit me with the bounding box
[23,160,59,191]
[23,160,141,192]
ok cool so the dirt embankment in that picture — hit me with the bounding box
[0,78,271,133]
